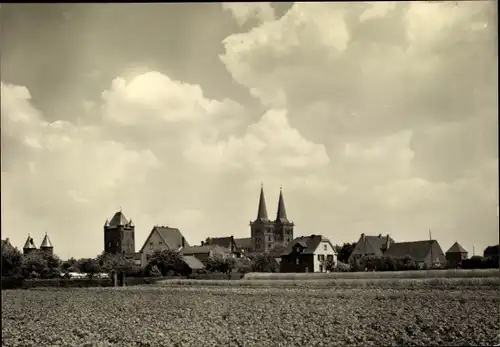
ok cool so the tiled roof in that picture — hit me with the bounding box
[182,244,231,255]
[234,237,253,250]
[384,240,445,263]
[182,255,205,270]
[139,226,188,253]
[351,234,395,258]
[446,242,467,254]
[23,236,37,249]
[1,239,13,251]
[40,233,53,248]
[207,237,234,250]
[108,211,129,227]
[282,235,332,255]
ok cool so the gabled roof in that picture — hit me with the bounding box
[23,235,37,249]
[350,234,395,258]
[40,233,53,248]
[206,237,235,250]
[181,244,231,255]
[384,240,445,262]
[1,239,13,251]
[282,235,332,255]
[139,226,188,253]
[182,255,205,270]
[234,237,253,250]
[108,211,129,227]
[446,242,467,254]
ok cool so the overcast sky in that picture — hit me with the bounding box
[1,2,498,259]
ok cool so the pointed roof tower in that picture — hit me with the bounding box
[40,233,53,249]
[276,185,288,223]
[109,211,129,227]
[256,183,269,222]
[23,235,36,250]
[104,219,109,227]
[446,242,467,254]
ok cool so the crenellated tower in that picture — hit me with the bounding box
[104,210,136,255]
[250,184,275,253]
[273,186,294,247]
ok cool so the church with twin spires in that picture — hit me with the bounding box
[250,185,294,253]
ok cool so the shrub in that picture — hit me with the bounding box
[148,265,162,277]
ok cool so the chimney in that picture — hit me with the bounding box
[361,233,365,242]
[201,241,204,246]
[378,234,382,238]
[181,237,185,248]
[385,235,391,250]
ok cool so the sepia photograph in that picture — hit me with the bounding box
[1,2,498,346]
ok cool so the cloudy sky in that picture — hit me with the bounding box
[1,2,498,259]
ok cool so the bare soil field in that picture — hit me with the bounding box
[2,283,499,347]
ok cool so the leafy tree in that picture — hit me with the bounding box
[21,252,49,279]
[206,249,235,274]
[96,253,141,276]
[1,246,23,278]
[76,258,101,278]
[148,265,162,277]
[323,258,336,272]
[251,253,279,273]
[145,249,185,276]
[336,242,356,264]
[234,257,252,274]
[61,258,79,272]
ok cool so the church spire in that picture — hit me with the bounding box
[256,183,269,221]
[276,185,288,222]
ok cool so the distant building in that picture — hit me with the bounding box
[445,242,468,268]
[104,210,135,255]
[23,235,38,255]
[181,244,232,264]
[348,234,395,262]
[250,185,294,253]
[138,225,188,267]
[349,233,446,269]
[280,235,337,273]
[40,233,54,256]
[384,240,446,268]
[1,238,13,252]
[22,233,55,256]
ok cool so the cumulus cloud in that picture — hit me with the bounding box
[1,3,497,258]
[219,2,498,250]
[222,3,276,27]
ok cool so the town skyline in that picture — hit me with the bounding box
[1,2,498,259]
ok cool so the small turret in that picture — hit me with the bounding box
[23,234,37,255]
[129,219,134,227]
[104,219,109,227]
[40,233,54,256]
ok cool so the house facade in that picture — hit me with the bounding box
[138,226,188,267]
[280,235,337,273]
[445,242,468,268]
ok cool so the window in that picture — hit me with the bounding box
[159,241,163,245]
[116,242,119,247]
[295,247,300,253]
[296,258,300,265]
[327,255,333,261]
[324,244,327,251]
[317,255,321,261]
[108,242,111,248]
